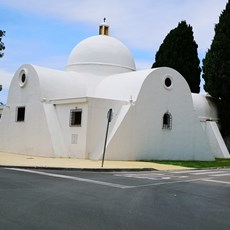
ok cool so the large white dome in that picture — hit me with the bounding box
[66,35,136,75]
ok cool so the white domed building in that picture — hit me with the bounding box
[0,22,229,160]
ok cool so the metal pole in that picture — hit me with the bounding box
[101,108,113,167]
[101,119,110,167]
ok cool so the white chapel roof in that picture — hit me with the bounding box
[94,69,154,101]
[66,35,136,75]
[8,64,101,103]
[192,93,218,120]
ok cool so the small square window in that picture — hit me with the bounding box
[16,107,25,122]
[70,109,82,126]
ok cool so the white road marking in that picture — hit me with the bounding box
[211,173,230,177]
[171,170,208,174]
[202,179,230,185]
[6,168,230,190]
[115,173,164,178]
[6,168,132,189]
[116,173,188,180]
[162,177,171,180]
[133,176,152,179]
[191,171,226,175]
[126,178,206,189]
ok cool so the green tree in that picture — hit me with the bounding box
[0,30,5,58]
[152,21,201,93]
[202,1,230,137]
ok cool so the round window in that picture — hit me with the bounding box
[19,69,28,87]
[21,73,26,83]
[163,75,173,90]
[165,77,172,87]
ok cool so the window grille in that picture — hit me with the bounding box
[70,108,82,126]
[162,112,172,130]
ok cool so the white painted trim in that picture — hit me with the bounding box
[47,97,88,105]
[67,62,136,71]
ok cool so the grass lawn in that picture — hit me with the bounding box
[146,158,230,168]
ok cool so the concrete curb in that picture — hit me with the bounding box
[0,165,157,172]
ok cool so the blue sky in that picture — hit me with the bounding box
[0,0,228,103]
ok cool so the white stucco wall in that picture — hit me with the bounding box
[54,101,89,158]
[103,68,214,161]
[86,98,126,160]
[0,64,106,158]
[0,65,55,156]
[0,61,226,161]
[205,121,230,158]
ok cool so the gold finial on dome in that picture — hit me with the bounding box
[99,18,109,36]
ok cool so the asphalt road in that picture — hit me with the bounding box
[0,167,230,230]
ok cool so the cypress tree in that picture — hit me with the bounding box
[152,21,201,93]
[202,1,230,137]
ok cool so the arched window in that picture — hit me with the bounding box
[162,112,172,130]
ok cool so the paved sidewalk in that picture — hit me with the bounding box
[0,151,189,171]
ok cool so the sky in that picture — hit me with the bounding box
[0,0,228,103]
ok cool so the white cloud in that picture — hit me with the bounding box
[1,0,228,53]
[0,0,228,98]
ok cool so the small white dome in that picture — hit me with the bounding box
[66,35,136,75]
